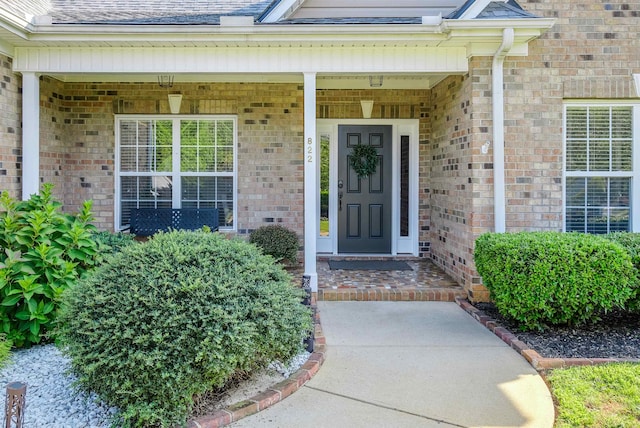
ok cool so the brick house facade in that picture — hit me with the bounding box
[0,0,638,298]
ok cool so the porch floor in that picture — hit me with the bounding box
[309,257,467,302]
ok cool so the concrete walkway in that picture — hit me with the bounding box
[232,301,554,428]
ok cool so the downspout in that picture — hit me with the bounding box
[492,28,514,233]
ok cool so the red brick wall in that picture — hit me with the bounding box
[430,0,640,299]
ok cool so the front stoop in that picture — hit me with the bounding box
[187,308,326,428]
[456,298,640,371]
[315,257,467,302]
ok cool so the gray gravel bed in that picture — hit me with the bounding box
[0,345,310,428]
[0,344,117,428]
[474,303,640,359]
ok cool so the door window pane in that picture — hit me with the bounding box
[400,135,410,237]
[319,134,330,237]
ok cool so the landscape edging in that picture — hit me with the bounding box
[455,298,640,371]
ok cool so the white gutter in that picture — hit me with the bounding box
[23,19,556,38]
[492,27,514,233]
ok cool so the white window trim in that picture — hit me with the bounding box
[114,114,238,232]
[562,102,639,233]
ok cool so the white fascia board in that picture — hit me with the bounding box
[443,18,556,32]
[19,20,553,50]
[28,22,448,39]
[0,9,32,39]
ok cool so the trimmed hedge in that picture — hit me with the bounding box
[93,231,137,256]
[249,225,299,263]
[474,232,636,331]
[59,230,312,427]
[604,232,640,311]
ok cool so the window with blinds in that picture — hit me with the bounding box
[564,105,633,233]
[116,116,236,230]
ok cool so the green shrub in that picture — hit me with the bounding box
[0,184,100,347]
[604,232,640,311]
[474,232,636,331]
[0,335,11,369]
[249,224,299,263]
[93,231,137,256]
[58,230,312,427]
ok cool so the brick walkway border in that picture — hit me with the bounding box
[456,298,640,371]
[187,305,326,428]
[318,287,466,302]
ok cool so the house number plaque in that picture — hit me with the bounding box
[307,137,313,162]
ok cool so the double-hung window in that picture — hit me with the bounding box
[115,116,237,230]
[564,104,639,233]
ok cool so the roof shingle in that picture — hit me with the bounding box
[0,0,540,25]
[47,0,275,24]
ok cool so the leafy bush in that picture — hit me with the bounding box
[0,184,100,347]
[604,232,640,311]
[474,232,636,331]
[93,231,137,256]
[59,230,312,427]
[249,224,299,263]
[0,335,11,369]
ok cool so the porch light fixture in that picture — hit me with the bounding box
[633,74,640,97]
[168,94,183,114]
[157,75,174,88]
[369,75,383,88]
[360,100,374,119]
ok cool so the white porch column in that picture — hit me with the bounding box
[492,28,514,233]
[303,72,318,292]
[21,72,40,200]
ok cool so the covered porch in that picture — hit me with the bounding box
[8,9,553,298]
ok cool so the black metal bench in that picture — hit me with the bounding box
[127,208,220,237]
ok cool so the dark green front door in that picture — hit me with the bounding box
[338,125,392,253]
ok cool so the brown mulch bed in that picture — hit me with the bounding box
[472,303,640,359]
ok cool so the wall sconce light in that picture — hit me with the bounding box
[360,100,374,119]
[481,140,491,154]
[168,94,183,114]
[157,75,174,88]
[633,74,640,97]
[369,75,383,88]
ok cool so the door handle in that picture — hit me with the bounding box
[339,191,343,211]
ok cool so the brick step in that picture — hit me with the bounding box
[317,287,466,302]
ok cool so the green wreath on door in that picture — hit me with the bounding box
[350,144,379,178]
